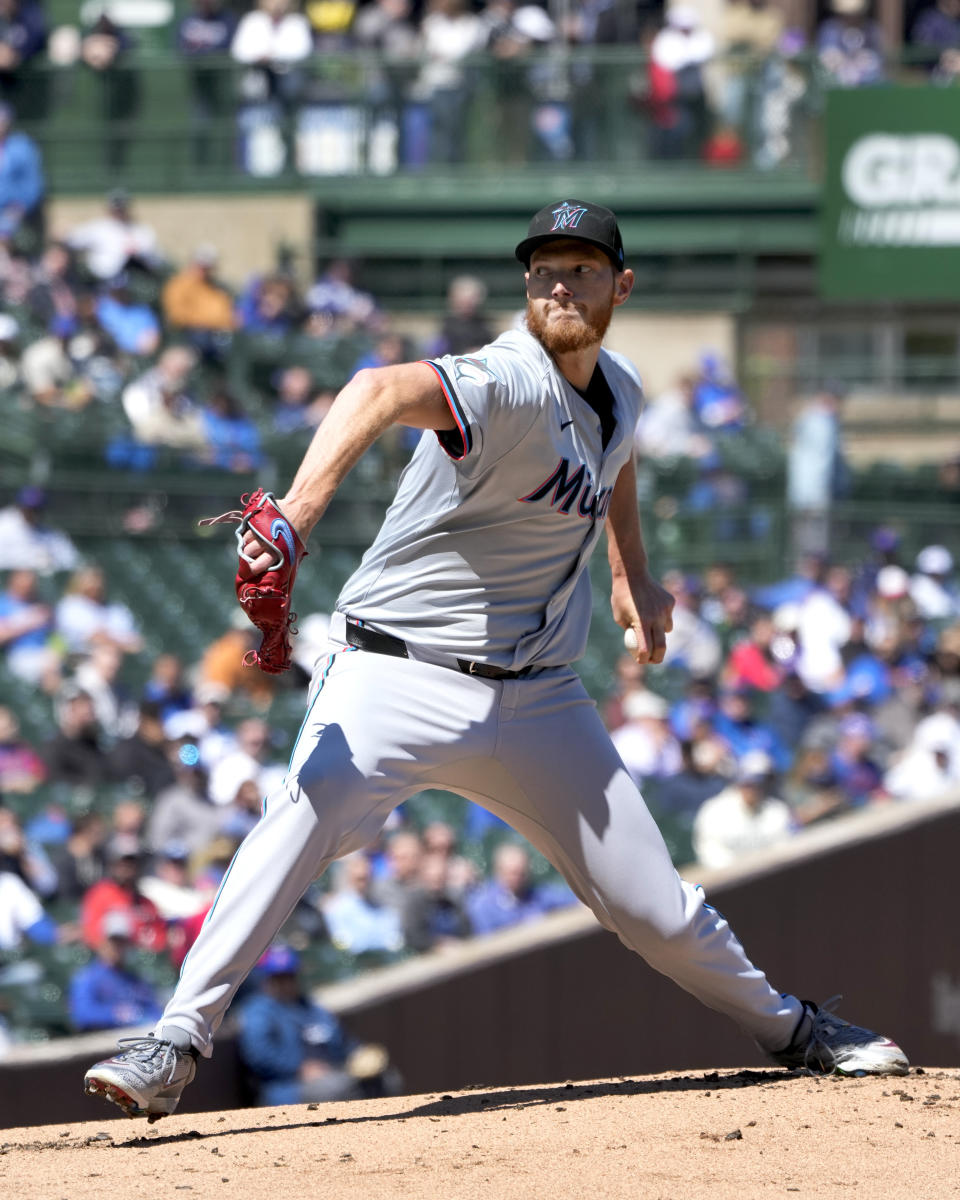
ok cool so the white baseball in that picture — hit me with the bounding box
[623,627,639,652]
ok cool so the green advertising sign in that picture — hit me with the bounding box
[821,87,960,300]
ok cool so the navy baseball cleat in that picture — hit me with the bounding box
[770,996,909,1077]
[84,1031,198,1121]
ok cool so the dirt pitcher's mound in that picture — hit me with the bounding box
[2,1068,958,1200]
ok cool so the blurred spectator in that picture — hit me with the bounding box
[323,852,404,953]
[177,0,238,165]
[95,273,161,357]
[66,189,162,283]
[682,453,753,543]
[238,944,401,1105]
[465,842,575,935]
[420,819,477,895]
[0,99,43,247]
[610,689,682,786]
[119,344,207,459]
[26,239,81,327]
[78,12,139,170]
[0,863,58,950]
[350,329,408,376]
[794,564,854,694]
[55,565,143,656]
[68,908,163,1032]
[0,565,57,682]
[910,545,960,621]
[411,0,488,166]
[108,702,176,798]
[178,0,237,59]
[142,654,193,725]
[146,741,224,858]
[197,613,277,709]
[647,5,715,160]
[716,0,784,143]
[21,314,96,409]
[692,351,746,431]
[659,570,723,679]
[0,308,19,386]
[138,841,208,920]
[602,650,648,731]
[884,724,958,802]
[235,272,302,333]
[0,703,45,792]
[80,832,167,953]
[909,0,960,78]
[352,0,420,169]
[111,797,148,841]
[199,385,263,473]
[723,611,785,692]
[816,0,886,87]
[231,0,313,176]
[371,829,423,913]
[651,735,731,854]
[402,851,472,951]
[787,385,848,559]
[41,686,111,786]
[272,364,334,433]
[634,372,712,461]
[864,564,916,656]
[0,805,56,895]
[428,274,495,358]
[49,811,107,902]
[73,640,138,740]
[0,0,46,97]
[692,750,795,868]
[484,0,570,162]
[306,259,381,333]
[828,712,885,807]
[161,245,236,358]
[209,717,285,808]
[711,683,792,772]
[163,682,236,772]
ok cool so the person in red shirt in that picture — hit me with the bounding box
[723,611,784,692]
[80,833,167,954]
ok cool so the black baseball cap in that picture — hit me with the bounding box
[515,199,625,271]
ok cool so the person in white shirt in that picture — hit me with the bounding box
[231,0,314,174]
[910,545,959,621]
[66,189,163,282]
[610,689,682,785]
[0,487,79,575]
[413,0,488,163]
[208,717,286,807]
[693,750,795,869]
[231,0,313,71]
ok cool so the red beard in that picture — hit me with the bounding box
[525,295,614,354]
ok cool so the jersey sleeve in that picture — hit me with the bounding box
[422,337,543,470]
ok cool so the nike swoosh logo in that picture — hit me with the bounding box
[270,517,296,563]
[560,419,574,430]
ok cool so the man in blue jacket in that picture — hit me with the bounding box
[69,910,163,1033]
[0,100,43,243]
[237,944,398,1107]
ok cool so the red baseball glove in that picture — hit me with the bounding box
[200,489,307,674]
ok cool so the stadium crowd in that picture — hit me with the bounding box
[0,0,954,176]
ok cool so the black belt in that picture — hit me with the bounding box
[344,619,531,680]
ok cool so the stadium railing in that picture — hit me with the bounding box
[10,47,938,194]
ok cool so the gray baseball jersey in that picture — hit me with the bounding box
[338,328,644,671]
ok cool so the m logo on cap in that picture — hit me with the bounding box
[551,202,588,232]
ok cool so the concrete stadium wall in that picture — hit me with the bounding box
[47,195,315,286]
[2,795,957,1129]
